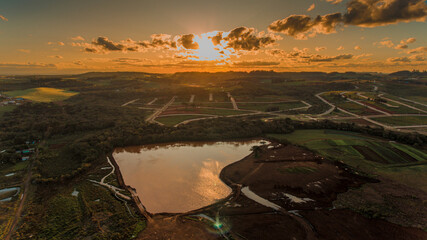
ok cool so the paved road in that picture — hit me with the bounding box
[315,92,335,116]
[343,93,391,116]
[147,98,158,105]
[146,96,176,123]
[121,99,139,107]
[314,92,393,129]
[379,94,427,114]
[227,92,239,110]
[399,97,427,108]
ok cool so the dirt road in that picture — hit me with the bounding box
[5,152,36,240]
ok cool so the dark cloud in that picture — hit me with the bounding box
[269,0,427,38]
[344,0,427,27]
[84,47,99,53]
[92,37,127,51]
[310,54,354,62]
[267,49,353,63]
[139,34,177,49]
[178,34,199,50]
[211,32,223,45]
[224,27,279,51]
[268,13,343,39]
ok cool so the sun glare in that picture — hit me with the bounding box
[184,31,233,62]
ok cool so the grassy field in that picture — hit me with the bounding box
[0,105,16,119]
[237,101,305,112]
[197,108,250,116]
[196,102,233,109]
[234,95,295,102]
[361,100,421,114]
[156,115,210,126]
[335,101,378,115]
[371,116,427,126]
[268,129,427,191]
[4,87,78,102]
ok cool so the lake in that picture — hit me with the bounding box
[113,140,265,213]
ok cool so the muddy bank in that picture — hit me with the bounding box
[218,143,427,240]
[108,153,153,221]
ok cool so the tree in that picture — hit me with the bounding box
[250,145,263,158]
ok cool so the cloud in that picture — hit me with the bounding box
[344,0,427,27]
[409,54,425,61]
[337,46,344,50]
[49,55,63,59]
[307,4,315,12]
[18,49,30,53]
[267,48,353,63]
[48,41,65,46]
[0,14,7,22]
[71,36,85,41]
[139,34,177,49]
[326,0,342,4]
[407,47,427,54]
[0,62,56,68]
[223,27,280,50]
[269,0,427,38]
[309,54,354,62]
[379,40,394,48]
[354,45,361,50]
[315,47,326,51]
[387,56,411,62]
[177,34,199,50]
[268,13,343,39]
[232,61,281,67]
[92,36,129,51]
[211,32,223,46]
[377,37,417,49]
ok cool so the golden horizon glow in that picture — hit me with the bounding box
[178,31,233,62]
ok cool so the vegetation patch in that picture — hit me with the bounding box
[371,116,427,126]
[156,115,210,126]
[0,105,16,119]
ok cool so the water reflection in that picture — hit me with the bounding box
[113,140,265,213]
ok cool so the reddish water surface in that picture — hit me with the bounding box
[113,140,265,213]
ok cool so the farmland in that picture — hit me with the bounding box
[4,87,78,102]
[371,116,427,126]
[268,129,427,190]
[237,101,306,112]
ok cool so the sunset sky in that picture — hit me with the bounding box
[0,0,426,74]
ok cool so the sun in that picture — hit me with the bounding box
[184,31,233,62]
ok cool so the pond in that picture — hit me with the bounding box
[113,140,265,213]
